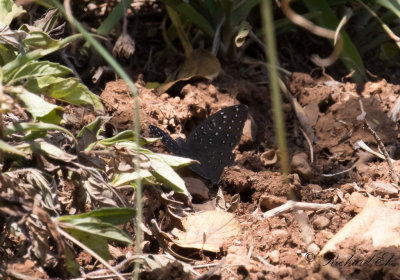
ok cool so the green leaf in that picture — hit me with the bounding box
[4,60,72,85]
[59,208,136,226]
[0,139,27,157]
[98,131,153,147]
[2,34,82,76]
[162,0,215,37]
[0,0,25,25]
[0,43,17,65]
[378,42,399,60]
[231,0,259,27]
[147,153,189,195]
[5,121,76,142]
[301,0,365,83]
[77,117,104,138]
[17,89,63,124]
[25,76,104,113]
[64,227,112,260]
[375,0,400,18]
[110,170,153,187]
[21,31,60,49]
[149,153,195,168]
[59,212,134,260]
[17,140,76,162]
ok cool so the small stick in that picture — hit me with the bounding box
[262,200,336,219]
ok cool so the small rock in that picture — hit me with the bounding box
[366,181,398,196]
[226,246,249,266]
[184,177,209,201]
[313,216,330,229]
[307,184,322,192]
[173,96,181,103]
[291,153,312,180]
[268,250,280,264]
[307,243,320,255]
[270,229,289,241]
[240,117,256,146]
[348,192,367,208]
[259,195,286,210]
[340,183,354,194]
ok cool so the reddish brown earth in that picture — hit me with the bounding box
[3,2,400,280]
[98,71,400,279]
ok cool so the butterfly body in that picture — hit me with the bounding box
[149,104,248,184]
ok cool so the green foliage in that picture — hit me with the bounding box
[0,6,103,158]
[59,208,136,260]
[162,0,259,57]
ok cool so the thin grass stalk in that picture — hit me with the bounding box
[260,0,291,189]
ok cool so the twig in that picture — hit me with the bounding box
[195,258,226,280]
[262,200,336,219]
[300,127,314,163]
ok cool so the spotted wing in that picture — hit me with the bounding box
[149,125,185,156]
[186,105,248,183]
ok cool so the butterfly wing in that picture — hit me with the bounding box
[186,105,248,183]
[187,105,248,151]
[149,105,248,184]
[149,125,186,157]
[189,149,236,184]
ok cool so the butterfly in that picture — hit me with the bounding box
[149,104,248,184]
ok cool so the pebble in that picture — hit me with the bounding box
[312,216,330,229]
[268,250,280,264]
[290,153,312,180]
[259,195,286,210]
[348,192,367,208]
[365,181,398,196]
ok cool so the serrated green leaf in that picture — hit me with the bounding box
[24,76,104,112]
[4,61,72,85]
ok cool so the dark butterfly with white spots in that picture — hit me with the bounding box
[149,104,248,184]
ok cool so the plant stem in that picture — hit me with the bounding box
[260,0,290,185]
